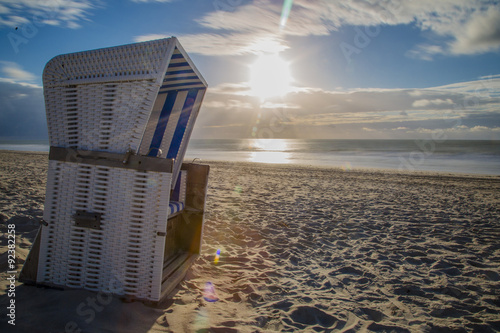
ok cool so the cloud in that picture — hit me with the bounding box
[406,2,500,59]
[198,0,412,35]
[450,7,500,55]
[0,0,177,31]
[209,82,251,95]
[205,32,286,55]
[414,125,500,135]
[134,33,170,42]
[412,98,454,108]
[479,74,500,80]
[210,77,499,121]
[432,77,500,99]
[209,82,250,95]
[260,101,299,109]
[135,32,289,56]
[136,0,499,58]
[139,0,408,55]
[470,125,491,132]
[193,75,500,139]
[0,0,97,29]
[406,44,445,61]
[0,61,36,82]
[1,56,498,140]
[213,98,254,110]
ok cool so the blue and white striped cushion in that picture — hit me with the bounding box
[168,201,185,216]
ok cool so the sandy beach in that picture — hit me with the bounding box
[1,150,499,332]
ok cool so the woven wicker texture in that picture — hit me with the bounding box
[43,39,169,154]
[43,39,169,87]
[43,38,207,163]
[38,161,171,300]
[45,81,158,153]
[38,38,207,301]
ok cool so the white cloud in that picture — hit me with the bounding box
[196,1,282,33]
[224,99,254,110]
[201,123,244,129]
[134,33,170,42]
[0,77,41,89]
[1,70,498,140]
[470,125,491,132]
[432,77,500,99]
[195,75,500,138]
[208,82,251,95]
[182,32,287,55]
[0,0,96,29]
[260,101,300,109]
[414,128,437,134]
[135,32,289,56]
[479,74,500,80]
[406,44,445,61]
[450,7,500,55]
[138,0,499,58]
[415,125,500,135]
[202,100,226,109]
[412,98,454,108]
[0,61,36,83]
[202,88,257,111]
[0,4,9,15]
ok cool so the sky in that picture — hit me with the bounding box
[1,0,500,141]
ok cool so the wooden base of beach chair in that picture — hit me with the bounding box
[159,163,209,301]
[18,227,42,285]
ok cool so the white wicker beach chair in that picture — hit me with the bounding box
[20,37,209,303]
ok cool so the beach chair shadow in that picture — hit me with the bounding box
[19,37,209,304]
[0,283,175,332]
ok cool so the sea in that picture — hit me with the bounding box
[1,139,499,175]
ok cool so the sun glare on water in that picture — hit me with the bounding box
[248,139,291,164]
[248,53,293,100]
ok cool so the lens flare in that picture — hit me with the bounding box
[203,282,219,302]
[280,0,294,30]
[193,307,208,331]
[341,162,352,171]
[214,249,221,264]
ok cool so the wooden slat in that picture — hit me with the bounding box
[160,253,197,301]
[19,227,42,284]
[49,146,174,173]
[181,163,209,211]
[162,252,190,276]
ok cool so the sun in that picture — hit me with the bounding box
[248,53,293,100]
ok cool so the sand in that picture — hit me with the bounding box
[0,150,499,332]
